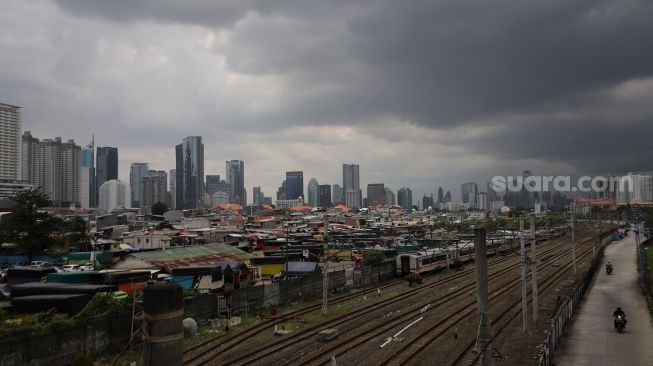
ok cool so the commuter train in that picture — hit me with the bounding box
[396,239,505,275]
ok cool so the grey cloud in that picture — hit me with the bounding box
[2,0,652,198]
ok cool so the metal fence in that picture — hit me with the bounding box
[536,232,614,366]
[185,260,397,321]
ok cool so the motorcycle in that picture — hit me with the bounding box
[606,264,613,275]
[614,315,626,333]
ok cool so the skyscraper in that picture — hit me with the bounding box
[367,183,385,206]
[80,136,95,208]
[130,163,149,207]
[307,178,319,207]
[21,131,41,188]
[169,169,176,210]
[99,179,129,211]
[385,188,395,205]
[0,103,21,180]
[226,160,245,205]
[252,186,263,206]
[277,180,287,201]
[461,182,478,208]
[397,187,413,211]
[22,133,81,207]
[423,194,435,210]
[285,171,304,200]
[175,136,204,209]
[96,146,118,204]
[206,175,220,196]
[342,163,361,208]
[318,184,332,207]
[444,190,452,203]
[332,184,343,204]
[437,187,444,204]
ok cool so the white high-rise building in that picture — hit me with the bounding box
[99,179,130,211]
[0,103,22,181]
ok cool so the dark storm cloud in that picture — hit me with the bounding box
[12,0,653,186]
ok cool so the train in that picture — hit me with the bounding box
[395,238,508,275]
[395,226,569,276]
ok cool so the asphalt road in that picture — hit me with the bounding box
[554,231,653,366]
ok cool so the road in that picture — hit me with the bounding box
[554,231,653,366]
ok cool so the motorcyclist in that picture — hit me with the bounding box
[613,307,627,328]
[606,261,613,273]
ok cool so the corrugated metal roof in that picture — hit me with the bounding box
[125,243,255,272]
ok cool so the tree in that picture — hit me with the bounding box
[0,188,62,261]
[151,201,169,215]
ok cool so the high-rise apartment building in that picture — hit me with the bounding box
[226,160,245,205]
[175,136,204,209]
[366,183,385,206]
[342,164,361,208]
[285,171,304,200]
[141,170,167,209]
[96,146,118,204]
[80,136,95,208]
[0,103,21,180]
[307,178,319,207]
[22,132,80,207]
[130,163,149,207]
[21,131,40,187]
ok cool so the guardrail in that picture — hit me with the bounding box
[536,230,615,366]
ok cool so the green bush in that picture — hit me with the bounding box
[362,250,384,265]
[0,293,132,339]
[406,273,423,286]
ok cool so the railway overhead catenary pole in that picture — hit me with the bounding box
[322,215,329,314]
[530,215,538,323]
[519,217,528,333]
[571,213,577,275]
[474,228,492,366]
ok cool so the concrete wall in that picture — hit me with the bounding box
[0,315,132,366]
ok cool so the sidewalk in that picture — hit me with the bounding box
[554,232,653,366]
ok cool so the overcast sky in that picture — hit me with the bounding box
[2,0,652,204]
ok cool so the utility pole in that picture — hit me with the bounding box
[322,215,329,314]
[474,228,492,366]
[530,215,538,323]
[571,213,577,275]
[519,217,528,333]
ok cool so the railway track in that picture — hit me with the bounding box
[288,232,599,366]
[189,230,592,366]
[449,233,605,366]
